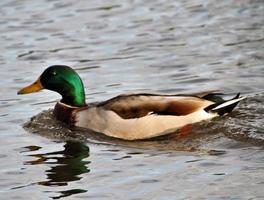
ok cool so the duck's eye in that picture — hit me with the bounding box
[50,71,57,76]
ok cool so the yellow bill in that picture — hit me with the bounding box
[17,78,44,94]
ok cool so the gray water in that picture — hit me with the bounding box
[0,0,264,199]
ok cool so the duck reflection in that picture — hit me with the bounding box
[24,141,90,199]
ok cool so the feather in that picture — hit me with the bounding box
[99,94,213,119]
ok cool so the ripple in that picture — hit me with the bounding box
[1,0,264,199]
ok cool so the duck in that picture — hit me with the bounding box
[17,65,245,140]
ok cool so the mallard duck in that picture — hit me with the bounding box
[18,65,245,140]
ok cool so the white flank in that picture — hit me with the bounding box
[75,107,218,140]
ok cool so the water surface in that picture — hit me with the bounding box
[0,0,263,199]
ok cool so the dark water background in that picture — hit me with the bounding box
[0,0,263,199]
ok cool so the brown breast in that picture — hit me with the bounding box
[53,102,88,126]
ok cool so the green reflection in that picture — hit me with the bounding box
[24,140,90,199]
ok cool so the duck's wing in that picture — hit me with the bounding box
[98,93,216,119]
[188,90,222,98]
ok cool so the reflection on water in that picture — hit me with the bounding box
[24,141,90,199]
[51,189,87,200]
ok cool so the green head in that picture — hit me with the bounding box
[18,65,86,107]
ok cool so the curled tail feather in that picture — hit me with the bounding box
[204,93,246,116]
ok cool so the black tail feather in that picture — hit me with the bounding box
[204,93,242,116]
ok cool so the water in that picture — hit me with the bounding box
[0,0,263,199]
